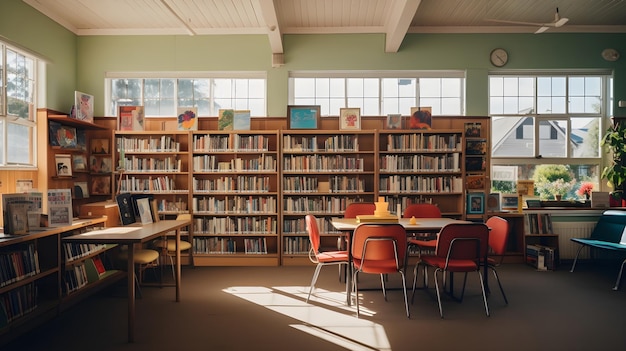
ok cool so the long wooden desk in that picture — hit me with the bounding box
[63,219,191,342]
[330,217,470,306]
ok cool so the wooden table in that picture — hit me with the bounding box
[63,219,191,342]
[330,217,471,306]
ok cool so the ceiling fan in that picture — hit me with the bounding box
[487,7,569,34]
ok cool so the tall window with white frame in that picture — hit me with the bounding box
[290,73,465,116]
[0,43,37,167]
[489,73,611,201]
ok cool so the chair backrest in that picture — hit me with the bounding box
[588,210,626,243]
[403,203,441,218]
[344,202,376,218]
[351,223,407,271]
[485,216,509,256]
[435,223,489,262]
[305,214,322,255]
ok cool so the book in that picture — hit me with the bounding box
[55,154,73,176]
[2,192,43,234]
[118,105,145,131]
[233,110,251,130]
[47,189,73,227]
[116,193,136,225]
[218,109,234,130]
[409,107,432,129]
[74,182,90,199]
[136,197,153,225]
[177,107,198,131]
[386,114,402,129]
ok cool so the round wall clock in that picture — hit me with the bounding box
[490,48,509,67]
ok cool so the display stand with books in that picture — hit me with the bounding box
[524,211,559,270]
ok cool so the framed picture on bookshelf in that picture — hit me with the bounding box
[501,194,519,211]
[233,110,251,130]
[74,91,94,123]
[466,175,485,190]
[90,138,110,154]
[218,109,234,130]
[467,192,485,214]
[89,156,112,173]
[487,193,501,212]
[55,154,72,177]
[409,107,432,129]
[466,139,487,155]
[50,124,77,148]
[465,156,486,171]
[118,105,145,131]
[91,176,111,195]
[287,105,321,130]
[72,154,87,171]
[464,122,482,137]
[339,107,361,130]
[385,114,402,129]
[177,107,198,131]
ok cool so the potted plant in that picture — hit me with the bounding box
[601,121,626,202]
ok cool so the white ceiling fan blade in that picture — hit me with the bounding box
[554,17,569,27]
[486,18,544,26]
[535,26,549,34]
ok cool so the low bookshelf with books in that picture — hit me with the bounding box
[524,211,559,270]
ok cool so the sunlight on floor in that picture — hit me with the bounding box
[223,286,391,351]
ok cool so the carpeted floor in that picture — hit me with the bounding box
[3,260,626,351]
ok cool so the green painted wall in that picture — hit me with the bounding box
[0,0,76,112]
[2,0,626,118]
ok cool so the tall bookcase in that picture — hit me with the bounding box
[378,129,464,218]
[113,130,192,262]
[280,130,377,265]
[190,130,280,266]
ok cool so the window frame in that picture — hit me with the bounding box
[289,71,466,117]
[104,71,268,117]
[0,41,39,169]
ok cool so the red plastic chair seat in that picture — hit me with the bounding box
[317,251,349,263]
[420,256,479,272]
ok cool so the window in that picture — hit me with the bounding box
[489,73,611,200]
[106,73,267,117]
[290,72,465,116]
[0,43,38,168]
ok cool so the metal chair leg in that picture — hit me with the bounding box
[613,258,626,291]
[306,263,323,303]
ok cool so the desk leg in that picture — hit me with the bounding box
[176,228,181,302]
[127,245,135,342]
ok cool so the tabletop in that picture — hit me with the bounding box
[331,217,470,232]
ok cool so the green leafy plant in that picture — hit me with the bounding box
[601,122,626,199]
[532,164,574,199]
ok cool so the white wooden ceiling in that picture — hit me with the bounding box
[23,0,626,54]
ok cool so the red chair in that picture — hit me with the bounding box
[413,223,490,318]
[344,202,376,219]
[305,214,350,303]
[483,216,510,304]
[351,223,410,318]
[404,203,442,257]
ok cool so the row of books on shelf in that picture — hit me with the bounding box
[121,156,183,172]
[192,217,277,234]
[193,196,277,213]
[526,244,558,271]
[192,155,277,172]
[192,176,271,192]
[283,237,311,255]
[192,134,271,152]
[243,238,268,254]
[379,154,461,173]
[117,135,182,152]
[524,213,554,234]
[0,244,40,287]
[118,175,182,192]
[379,175,464,193]
[386,133,461,152]
[192,237,237,254]
[283,135,360,152]
[63,256,107,294]
[282,155,366,172]
[0,283,37,328]
[63,242,107,262]
[282,217,340,235]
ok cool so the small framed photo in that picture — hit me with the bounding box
[91,176,111,195]
[73,181,90,199]
[287,105,321,130]
[487,193,501,212]
[385,114,403,129]
[409,107,432,129]
[339,107,361,130]
[72,154,87,172]
[91,138,110,154]
[501,194,520,211]
[467,192,485,214]
[465,122,482,137]
[118,105,145,131]
[466,139,487,155]
[135,197,153,225]
[55,154,72,177]
[466,175,485,190]
[74,91,94,123]
[89,156,112,173]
